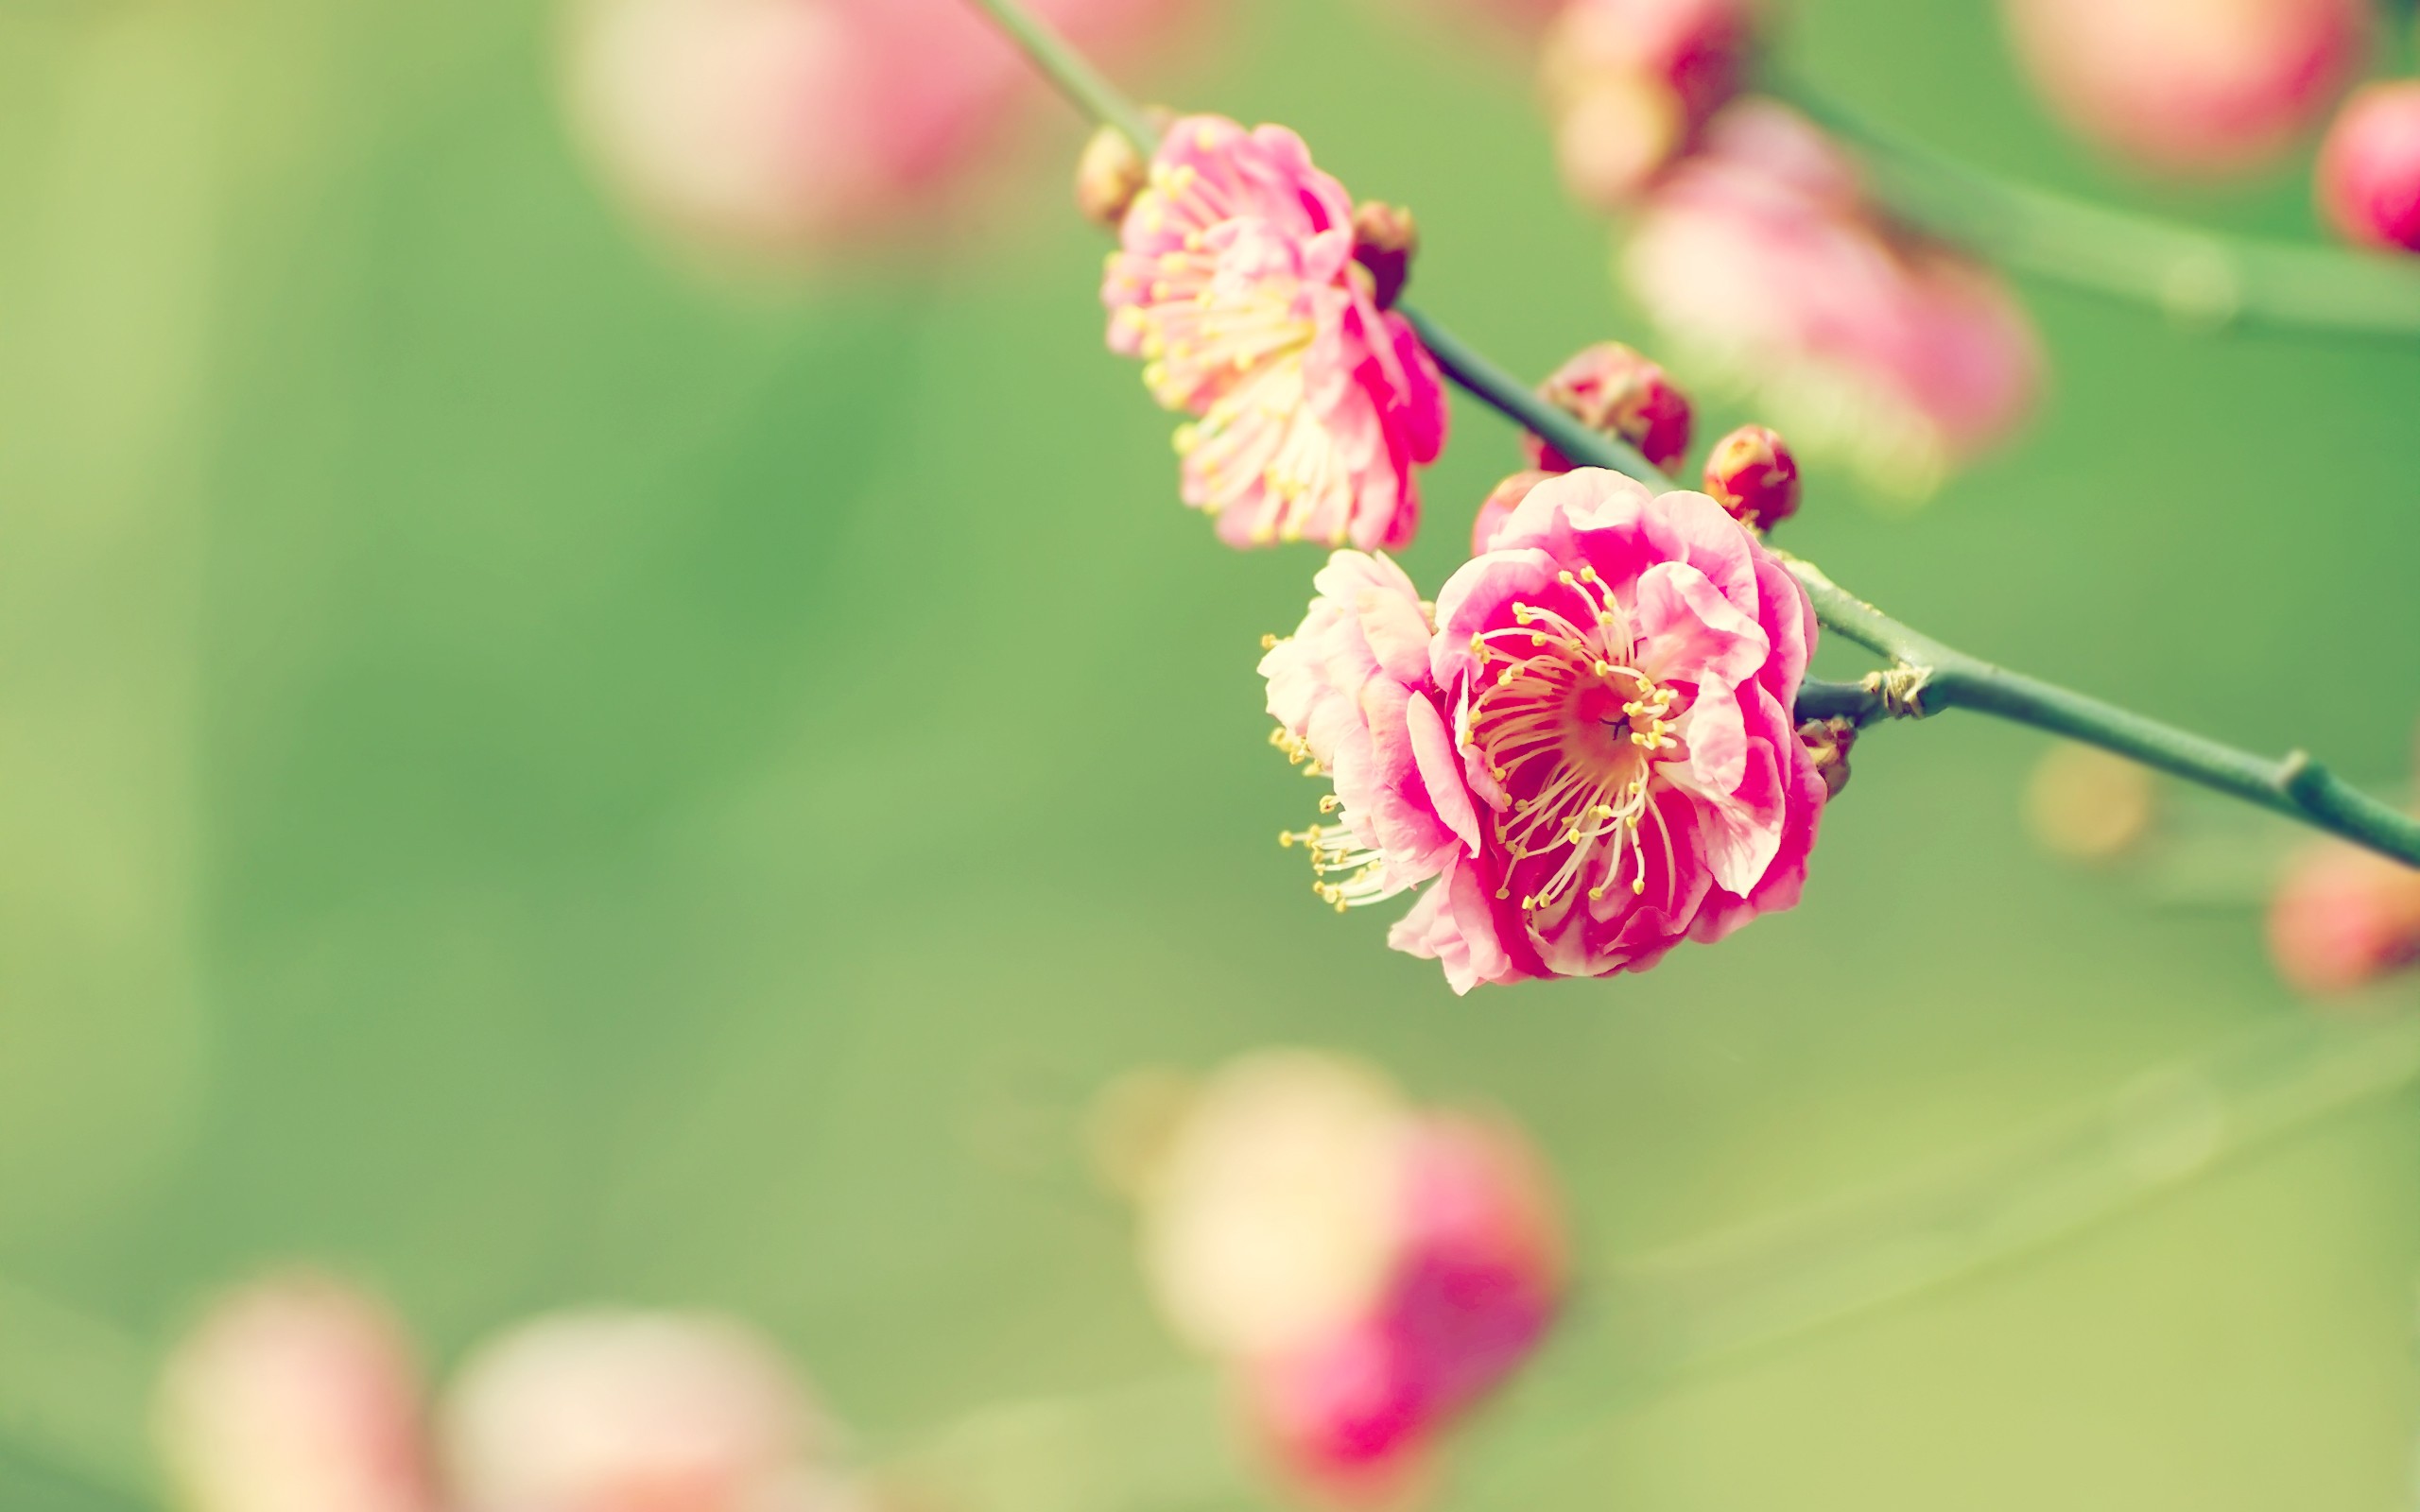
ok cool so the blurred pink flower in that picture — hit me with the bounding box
[1104,115,1448,550]
[1401,469,1825,988]
[1138,1054,1564,1503]
[2317,81,2420,253]
[1622,100,2043,500]
[564,0,1196,261]
[443,1312,838,1512]
[1261,551,1478,912]
[2268,841,2420,996]
[1542,0,1757,207]
[2001,0,2368,175]
[155,1277,435,1512]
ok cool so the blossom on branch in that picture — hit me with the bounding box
[1261,469,1827,993]
[1622,101,2043,501]
[1104,116,1448,551]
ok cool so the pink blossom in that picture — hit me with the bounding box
[2317,82,2420,253]
[2268,841,2420,996]
[1622,101,2042,500]
[2002,0,2368,176]
[1523,341,1695,475]
[565,0,1196,261]
[1542,0,1757,207]
[442,1312,838,1512]
[1260,470,1825,992]
[1104,116,1448,550]
[1137,1055,1564,1502]
[155,1277,435,1512]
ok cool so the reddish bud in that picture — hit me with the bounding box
[1523,342,1693,474]
[1352,201,1420,310]
[2317,82,2420,253]
[1076,124,1151,229]
[1796,718,1857,799]
[1471,470,1553,555]
[2267,841,2420,996]
[1702,423,1800,529]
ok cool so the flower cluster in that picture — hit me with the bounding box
[1102,116,1448,551]
[1261,469,1826,992]
[1136,1052,1564,1502]
[158,1277,860,1512]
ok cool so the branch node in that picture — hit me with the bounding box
[1863,664,1932,719]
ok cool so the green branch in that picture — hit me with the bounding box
[1779,80,2420,338]
[961,0,2420,870]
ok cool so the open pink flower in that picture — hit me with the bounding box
[1260,470,1825,992]
[1105,116,1448,550]
[2002,0,2367,177]
[1622,101,2042,501]
[1138,1054,1564,1503]
[566,0,1197,261]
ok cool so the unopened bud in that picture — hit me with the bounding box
[2317,82,2420,253]
[1352,200,1420,309]
[1796,717,1857,798]
[1703,422,1801,529]
[1076,124,1151,229]
[1472,470,1553,555]
[1524,342,1692,473]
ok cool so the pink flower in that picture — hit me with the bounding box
[155,1277,435,1512]
[1541,0,1757,207]
[1621,101,2043,500]
[1104,116,1448,550]
[2002,0,2368,176]
[1260,470,1825,992]
[442,1312,838,1512]
[2268,841,2420,996]
[565,0,1197,262]
[1137,1054,1564,1503]
[2317,82,2420,253]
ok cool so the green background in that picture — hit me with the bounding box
[3,0,2418,1506]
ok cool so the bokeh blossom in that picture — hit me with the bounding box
[1541,0,1757,207]
[2317,82,2420,253]
[1622,100,2043,500]
[1261,469,1826,992]
[1138,1052,1564,1502]
[158,1278,435,1512]
[564,0,1196,262]
[2268,840,2420,995]
[2001,0,2368,176]
[1104,115,1448,550]
[160,1279,852,1512]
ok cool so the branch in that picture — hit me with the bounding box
[1779,79,2420,339]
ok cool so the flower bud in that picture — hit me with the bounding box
[1523,342,1693,474]
[2317,81,2420,252]
[1796,718,1857,799]
[1702,422,1800,529]
[2267,841,2420,996]
[1351,200,1420,310]
[1076,124,1150,228]
[156,1276,434,1512]
[1471,470,1553,555]
[442,1311,835,1512]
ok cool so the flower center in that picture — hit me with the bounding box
[1462,566,1686,913]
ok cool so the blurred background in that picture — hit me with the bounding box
[4,0,2420,1507]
